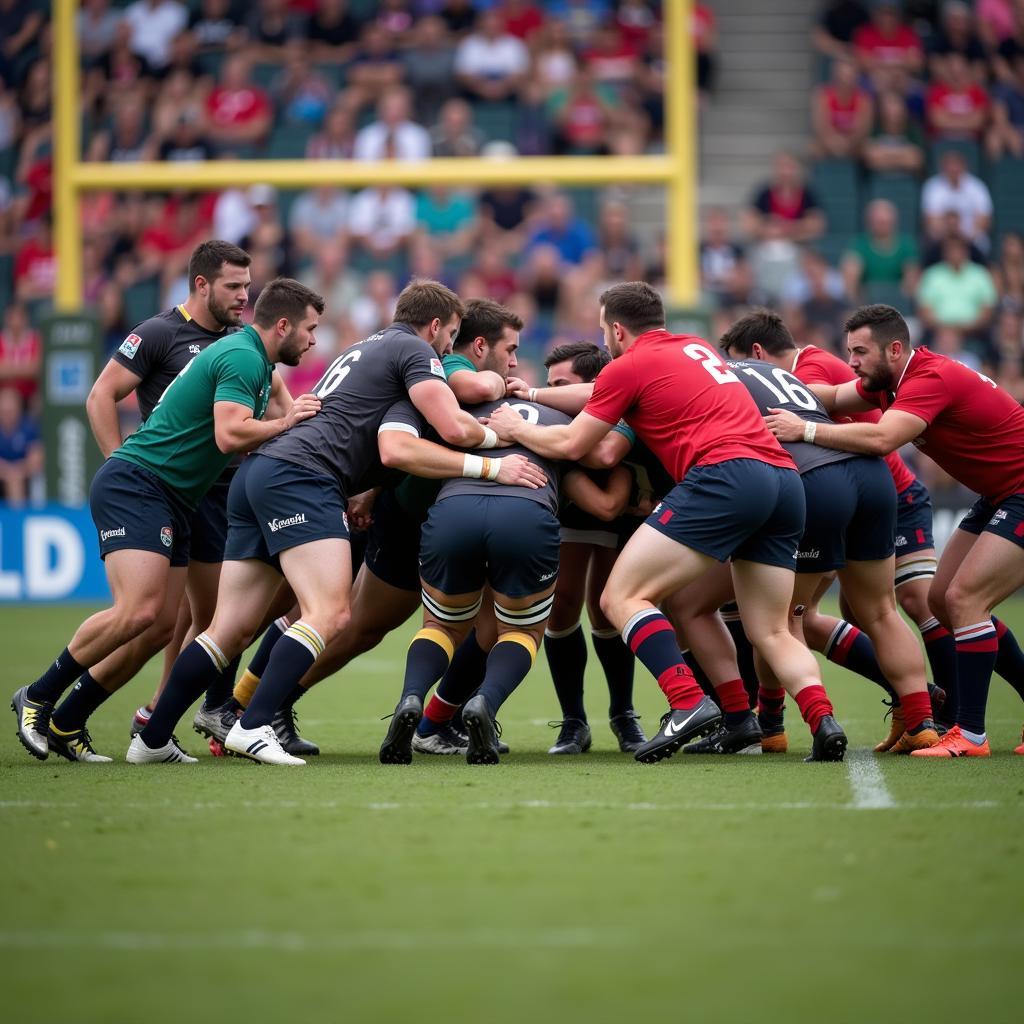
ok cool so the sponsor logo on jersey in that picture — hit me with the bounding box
[430,358,445,378]
[118,333,143,359]
[100,526,127,543]
[188,344,201,355]
[268,513,307,532]
[160,526,173,548]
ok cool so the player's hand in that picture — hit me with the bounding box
[285,393,321,428]
[505,376,530,398]
[486,403,524,441]
[495,454,547,489]
[347,487,380,530]
[764,408,805,442]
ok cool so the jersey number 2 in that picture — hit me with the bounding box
[682,342,738,384]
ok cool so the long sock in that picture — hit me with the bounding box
[241,622,325,729]
[417,691,460,737]
[478,632,537,713]
[993,617,1024,701]
[26,646,86,704]
[142,633,228,748]
[919,616,958,725]
[435,628,489,708]
[623,609,704,710]
[714,677,751,728]
[721,602,759,706]
[279,682,307,712]
[757,686,785,719]
[681,649,716,701]
[204,654,241,710]
[794,684,834,735]
[900,690,932,732]
[51,672,111,731]
[544,623,587,721]
[399,628,454,703]
[234,618,289,706]
[824,620,895,697]
[953,621,998,735]
[591,627,635,718]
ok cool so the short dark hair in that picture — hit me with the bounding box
[454,297,523,350]
[598,281,665,335]
[544,341,610,383]
[393,279,464,328]
[719,309,796,357]
[187,240,251,292]
[252,277,325,328]
[843,304,910,347]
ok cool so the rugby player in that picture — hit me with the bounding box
[765,304,1024,757]
[12,277,321,763]
[488,282,849,764]
[721,309,954,744]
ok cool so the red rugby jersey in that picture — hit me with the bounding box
[855,347,1024,503]
[584,329,795,482]
[791,344,916,494]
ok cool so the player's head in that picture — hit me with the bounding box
[394,279,464,356]
[453,298,523,378]
[844,304,911,392]
[252,277,325,366]
[598,282,665,358]
[544,341,610,386]
[719,309,797,365]
[187,240,252,328]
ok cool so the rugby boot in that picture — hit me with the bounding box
[609,711,646,752]
[1015,726,1024,755]
[804,715,848,762]
[47,723,112,763]
[378,695,422,764]
[889,721,941,754]
[910,725,990,758]
[126,734,198,764]
[453,710,509,754]
[634,696,722,764]
[874,703,904,752]
[758,710,788,753]
[683,712,763,754]
[547,718,592,755]
[412,722,469,755]
[193,701,235,745]
[11,686,52,760]
[928,682,946,719]
[225,721,305,766]
[462,694,502,765]
[273,705,320,757]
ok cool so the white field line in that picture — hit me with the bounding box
[845,751,897,809]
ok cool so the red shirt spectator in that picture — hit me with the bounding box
[499,0,545,41]
[0,304,42,405]
[853,15,923,73]
[926,80,989,135]
[204,55,272,146]
[925,55,990,139]
[22,157,52,223]
[14,233,56,300]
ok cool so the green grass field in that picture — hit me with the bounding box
[1,601,1022,1024]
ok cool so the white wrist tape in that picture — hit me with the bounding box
[463,454,501,480]
[474,426,499,449]
[528,388,538,402]
[803,421,817,444]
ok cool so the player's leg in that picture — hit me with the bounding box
[232,585,296,709]
[133,592,192,737]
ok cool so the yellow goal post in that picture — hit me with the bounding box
[53,0,697,311]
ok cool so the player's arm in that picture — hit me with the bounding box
[580,428,632,471]
[446,367,507,404]
[408,378,498,448]
[562,465,633,521]
[264,370,294,421]
[213,395,321,454]
[486,404,613,461]
[86,360,144,458]
[806,379,874,416]
[506,381,595,415]
[377,426,547,488]
[764,407,926,456]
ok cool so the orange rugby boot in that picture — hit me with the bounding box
[874,705,904,752]
[889,723,941,754]
[910,725,991,758]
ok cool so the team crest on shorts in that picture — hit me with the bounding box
[160,526,173,548]
[119,333,143,359]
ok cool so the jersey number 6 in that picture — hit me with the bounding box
[314,350,363,398]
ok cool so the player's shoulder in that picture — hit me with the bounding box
[115,307,182,361]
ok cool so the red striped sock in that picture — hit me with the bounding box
[757,686,785,717]
[899,690,932,732]
[656,665,704,710]
[423,692,459,724]
[713,677,750,713]
[794,684,833,734]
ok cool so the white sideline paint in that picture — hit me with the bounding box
[845,751,896,809]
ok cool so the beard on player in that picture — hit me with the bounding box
[856,358,896,393]
[277,325,310,366]
[207,291,245,329]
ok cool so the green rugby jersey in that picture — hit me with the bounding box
[112,325,274,508]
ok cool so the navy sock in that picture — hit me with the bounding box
[681,649,716,701]
[248,618,288,678]
[591,628,635,718]
[142,636,226,748]
[435,629,489,707]
[721,603,759,707]
[544,623,587,721]
[953,621,998,735]
[400,629,454,702]
[280,682,308,711]
[204,654,242,710]
[242,623,324,729]
[993,617,1024,701]
[824,620,896,698]
[51,672,111,732]
[919,617,958,725]
[26,646,86,705]
[478,635,536,714]
[623,609,704,709]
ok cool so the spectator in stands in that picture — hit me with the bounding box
[305,0,360,63]
[138,192,212,289]
[925,53,990,140]
[289,186,351,263]
[245,0,303,62]
[583,21,641,99]
[842,198,920,302]
[87,94,155,164]
[922,148,993,249]
[124,0,188,72]
[922,208,987,267]
[744,152,825,244]
[187,0,243,54]
[812,55,873,158]
[978,0,1018,52]
[0,388,41,507]
[158,110,213,163]
[204,54,272,151]
[17,58,50,137]
[993,308,1024,400]
[993,231,1024,315]
[374,0,416,45]
[78,0,123,65]
[353,87,431,161]
[350,269,399,335]
[917,233,998,343]
[595,196,643,283]
[478,160,536,257]
[345,21,406,113]
[438,0,477,39]
[852,1,924,87]
[993,3,1024,83]
[272,40,333,128]
[348,174,417,267]
[783,248,849,341]
[987,49,1024,159]
[403,16,458,123]
[531,19,578,98]
[14,215,54,303]
[524,191,599,269]
[928,1,987,82]
[415,186,478,264]
[243,188,288,274]
[430,98,482,158]
[861,88,926,173]
[0,72,18,152]
[518,243,565,321]
[544,0,613,49]
[475,245,519,304]
[454,9,530,103]
[212,181,261,247]
[550,65,616,155]
[693,2,718,101]
[700,206,747,308]
[297,239,363,322]
[813,0,870,62]
[634,19,665,141]
[0,302,40,409]
[499,0,545,43]
[306,102,355,160]
[407,233,460,292]
[931,324,984,370]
